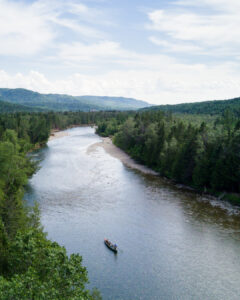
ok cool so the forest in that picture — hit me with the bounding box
[143,97,240,116]
[0,88,150,112]
[96,110,240,204]
[0,108,240,298]
[0,111,104,299]
[0,100,37,113]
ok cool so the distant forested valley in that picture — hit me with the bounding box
[0,88,150,112]
[0,99,38,113]
[1,109,239,201]
[0,94,240,298]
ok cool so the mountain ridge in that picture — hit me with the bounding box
[0,88,151,112]
[141,97,240,115]
[0,98,43,113]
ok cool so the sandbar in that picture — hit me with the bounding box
[48,130,69,141]
[87,137,158,176]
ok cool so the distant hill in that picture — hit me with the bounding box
[0,88,151,112]
[0,99,39,113]
[142,97,240,115]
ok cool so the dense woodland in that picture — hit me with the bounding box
[0,88,150,112]
[97,110,240,203]
[143,97,240,116]
[0,108,240,298]
[0,112,104,299]
[0,99,37,113]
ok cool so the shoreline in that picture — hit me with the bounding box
[48,124,96,142]
[47,126,240,207]
[87,137,158,176]
[48,127,156,175]
[48,129,69,141]
[89,136,240,207]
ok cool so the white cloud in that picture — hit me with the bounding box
[58,41,121,62]
[0,0,240,105]
[149,36,203,53]
[1,62,240,105]
[56,39,177,72]
[68,3,89,14]
[176,0,240,12]
[0,0,106,56]
[147,1,240,56]
[49,17,104,39]
[0,0,54,55]
[148,10,233,45]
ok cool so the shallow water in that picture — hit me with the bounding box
[25,127,240,300]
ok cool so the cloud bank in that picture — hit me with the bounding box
[0,0,240,104]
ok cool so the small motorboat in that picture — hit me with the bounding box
[104,238,118,253]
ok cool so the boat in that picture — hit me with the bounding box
[104,238,118,253]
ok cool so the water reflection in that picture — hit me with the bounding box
[25,127,240,300]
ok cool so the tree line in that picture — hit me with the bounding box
[0,111,105,299]
[0,108,239,297]
[142,97,240,116]
[97,110,240,204]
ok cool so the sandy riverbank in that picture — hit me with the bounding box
[87,137,158,175]
[49,125,96,142]
[48,130,69,141]
[48,127,157,175]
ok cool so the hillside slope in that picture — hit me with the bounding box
[0,88,151,111]
[0,99,40,113]
[142,97,240,115]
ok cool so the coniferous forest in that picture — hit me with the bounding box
[0,112,105,299]
[0,107,240,298]
[97,109,240,203]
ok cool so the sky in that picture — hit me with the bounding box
[0,0,240,104]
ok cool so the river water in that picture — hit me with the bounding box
[24,127,240,300]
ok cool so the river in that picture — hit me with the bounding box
[24,127,240,300]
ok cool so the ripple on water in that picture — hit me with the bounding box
[25,127,240,300]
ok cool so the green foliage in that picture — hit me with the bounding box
[0,106,240,297]
[0,229,93,300]
[98,110,240,197]
[1,109,239,197]
[0,111,135,145]
[142,97,240,116]
[96,119,119,137]
[0,140,30,237]
[223,194,240,205]
[0,88,150,112]
[0,100,35,113]
[0,116,102,299]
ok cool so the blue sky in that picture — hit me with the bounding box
[0,0,240,104]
